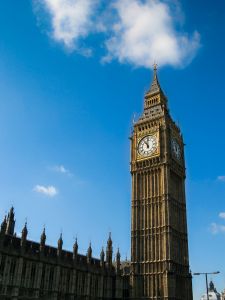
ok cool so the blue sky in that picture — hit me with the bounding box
[0,0,225,299]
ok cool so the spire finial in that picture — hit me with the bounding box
[153,62,158,72]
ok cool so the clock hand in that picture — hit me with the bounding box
[144,141,149,148]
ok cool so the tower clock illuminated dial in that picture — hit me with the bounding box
[138,135,157,157]
[171,138,181,160]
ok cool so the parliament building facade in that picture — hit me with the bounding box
[0,68,193,300]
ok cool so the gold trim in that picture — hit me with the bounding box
[136,131,160,161]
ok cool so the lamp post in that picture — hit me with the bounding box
[193,271,220,300]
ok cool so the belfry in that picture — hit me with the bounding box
[130,66,193,299]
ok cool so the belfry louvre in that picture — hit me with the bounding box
[0,68,193,300]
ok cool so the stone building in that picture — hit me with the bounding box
[0,67,193,299]
[0,207,124,299]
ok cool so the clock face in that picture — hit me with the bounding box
[171,139,181,160]
[138,135,157,157]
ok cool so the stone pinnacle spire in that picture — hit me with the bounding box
[147,63,162,96]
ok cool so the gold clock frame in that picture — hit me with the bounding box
[136,131,160,161]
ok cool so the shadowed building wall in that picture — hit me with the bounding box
[0,208,124,300]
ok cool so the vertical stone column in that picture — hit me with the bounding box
[99,273,104,300]
[115,275,123,299]
[25,260,32,290]
[34,262,43,299]
[86,273,91,299]
[52,265,60,300]
[12,257,24,300]
[69,269,77,299]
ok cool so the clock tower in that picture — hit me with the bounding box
[130,66,193,300]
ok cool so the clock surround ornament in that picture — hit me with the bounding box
[171,138,181,160]
[138,134,158,157]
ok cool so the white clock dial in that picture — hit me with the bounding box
[171,139,181,160]
[138,135,157,157]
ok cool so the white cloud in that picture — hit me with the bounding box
[210,222,225,235]
[52,165,71,175]
[103,0,200,68]
[218,176,225,182]
[33,185,58,197]
[35,0,200,68]
[219,212,225,219]
[40,0,97,51]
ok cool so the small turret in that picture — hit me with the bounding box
[57,233,63,257]
[40,227,46,253]
[106,233,113,267]
[116,248,121,274]
[21,222,28,248]
[100,247,105,267]
[87,242,92,264]
[6,207,15,235]
[73,238,78,261]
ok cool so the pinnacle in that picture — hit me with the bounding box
[147,64,163,96]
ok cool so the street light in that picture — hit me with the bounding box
[193,271,220,300]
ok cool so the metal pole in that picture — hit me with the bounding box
[193,271,220,300]
[205,273,209,300]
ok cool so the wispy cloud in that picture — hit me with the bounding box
[35,0,200,68]
[217,176,225,182]
[33,185,58,197]
[209,212,225,234]
[52,165,72,176]
[37,0,97,54]
[219,212,225,219]
[210,222,225,235]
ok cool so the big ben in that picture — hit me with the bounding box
[130,65,193,300]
